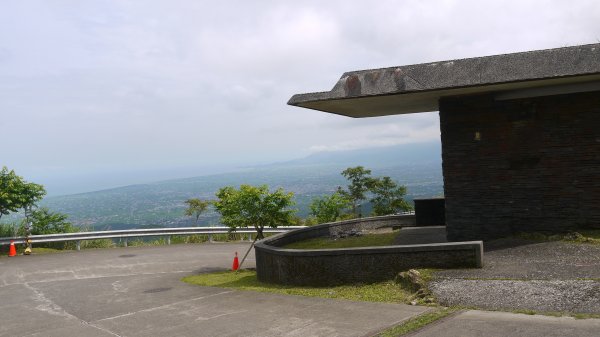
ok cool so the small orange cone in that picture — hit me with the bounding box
[8,240,17,257]
[232,252,239,271]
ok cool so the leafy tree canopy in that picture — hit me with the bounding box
[184,198,210,225]
[0,166,46,219]
[338,166,376,217]
[19,207,77,235]
[310,191,351,224]
[213,184,295,239]
[334,166,412,218]
[370,176,412,216]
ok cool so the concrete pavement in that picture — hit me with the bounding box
[2,243,599,337]
[0,243,426,337]
[411,310,600,337]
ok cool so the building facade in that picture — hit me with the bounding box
[289,44,600,241]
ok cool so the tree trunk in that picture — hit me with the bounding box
[256,226,265,239]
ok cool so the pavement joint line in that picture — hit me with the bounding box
[0,269,196,287]
[92,289,236,322]
[23,282,78,320]
[19,321,124,337]
[21,282,124,337]
[86,322,124,337]
[194,309,248,321]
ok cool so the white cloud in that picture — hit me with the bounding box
[1,0,599,193]
[307,112,440,152]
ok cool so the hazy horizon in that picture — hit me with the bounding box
[2,1,599,196]
[37,140,441,197]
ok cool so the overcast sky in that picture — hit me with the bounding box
[2,0,599,195]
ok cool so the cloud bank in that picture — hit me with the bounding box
[1,0,599,193]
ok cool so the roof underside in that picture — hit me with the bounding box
[288,44,600,118]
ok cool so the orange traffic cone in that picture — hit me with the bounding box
[232,252,239,271]
[8,240,17,257]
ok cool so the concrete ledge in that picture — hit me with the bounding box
[288,43,600,117]
[255,216,483,286]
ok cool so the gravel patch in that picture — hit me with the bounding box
[435,240,600,280]
[430,279,600,314]
[429,240,600,313]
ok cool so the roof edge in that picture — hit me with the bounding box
[288,43,600,114]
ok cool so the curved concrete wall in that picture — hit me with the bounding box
[255,215,482,286]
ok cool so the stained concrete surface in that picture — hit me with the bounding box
[0,244,426,337]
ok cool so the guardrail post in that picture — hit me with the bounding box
[76,241,81,251]
[208,234,213,243]
[124,238,128,247]
[167,236,171,245]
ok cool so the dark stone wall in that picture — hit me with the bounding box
[414,198,446,226]
[255,242,482,286]
[255,215,482,286]
[440,91,600,241]
[254,215,483,286]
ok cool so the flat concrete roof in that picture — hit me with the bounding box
[288,44,600,117]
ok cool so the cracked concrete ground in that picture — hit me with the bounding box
[0,244,426,337]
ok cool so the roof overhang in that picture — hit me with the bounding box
[288,44,600,118]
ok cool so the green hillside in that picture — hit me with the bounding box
[40,163,441,229]
[40,143,444,229]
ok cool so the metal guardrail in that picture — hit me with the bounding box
[0,226,306,250]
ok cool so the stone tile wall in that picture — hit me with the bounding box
[440,91,600,241]
[255,215,482,286]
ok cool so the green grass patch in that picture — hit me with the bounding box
[0,246,64,258]
[28,247,65,255]
[579,230,600,241]
[182,270,415,303]
[453,304,600,320]
[80,239,114,249]
[375,308,458,337]
[499,308,600,320]
[518,230,600,245]
[501,308,600,319]
[283,232,398,249]
[572,312,600,319]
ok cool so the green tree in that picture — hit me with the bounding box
[0,166,46,220]
[184,198,210,225]
[310,192,351,224]
[338,166,376,217]
[19,207,76,235]
[213,185,295,239]
[370,176,412,216]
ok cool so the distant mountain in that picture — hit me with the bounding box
[41,142,443,229]
[259,141,441,168]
